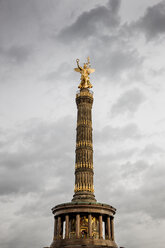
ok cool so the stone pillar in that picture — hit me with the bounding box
[65,215,69,239]
[76,214,80,238]
[88,214,92,238]
[99,215,103,239]
[73,89,96,202]
[57,216,61,239]
[111,217,115,241]
[54,217,57,240]
[107,216,111,240]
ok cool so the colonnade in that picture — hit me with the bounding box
[53,214,115,241]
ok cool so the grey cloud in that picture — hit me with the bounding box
[0,164,43,195]
[51,0,143,82]
[96,158,165,220]
[16,188,73,218]
[95,123,140,143]
[0,114,76,248]
[58,0,121,42]
[44,62,73,84]
[140,163,165,219]
[133,1,165,40]
[95,147,137,163]
[107,0,121,13]
[54,0,144,83]
[150,67,165,77]
[121,160,149,178]
[140,143,164,157]
[0,116,75,195]
[0,45,32,64]
[6,45,31,63]
[0,153,45,195]
[123,162,165,219]
[94,48,143,80]
[15,172,74,218]
[111,88,146,116]
[0,217,52,248]
[55,0,144,81]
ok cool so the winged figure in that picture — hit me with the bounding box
[74,57,95,89]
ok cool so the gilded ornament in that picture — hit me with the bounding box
[74,57,95,89]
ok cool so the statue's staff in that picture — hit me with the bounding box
[76,59,82,70]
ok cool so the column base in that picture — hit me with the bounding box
[72,191,96,202]
[50,238,118,248]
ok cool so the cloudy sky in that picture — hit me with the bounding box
[0,0,165,247]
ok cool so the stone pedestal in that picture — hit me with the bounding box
[50,202,118,248]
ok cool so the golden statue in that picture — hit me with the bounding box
[74,57,95,89]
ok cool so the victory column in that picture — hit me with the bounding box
[46,58,118,248]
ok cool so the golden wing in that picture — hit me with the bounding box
[87,68,95,74]
[74,68,81,72]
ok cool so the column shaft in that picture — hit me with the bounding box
[99,215,103,239]
[76,214,80,238]
[73,89,96,202]
[88,214,92,238]
[54,217,57,240]
[65,215,69,239]
[111,217,115,241]
[57,216,61,239]
[107,216,111,240]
